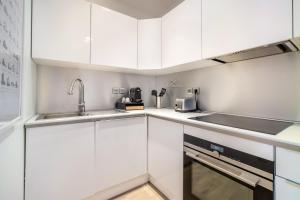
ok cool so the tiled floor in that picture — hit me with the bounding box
[111,184,166,200]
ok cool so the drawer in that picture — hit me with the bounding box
[275,176,300,200]
[184,125,274,161]
[276,147,300,183]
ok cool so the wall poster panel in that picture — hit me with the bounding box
[0,0,23,124]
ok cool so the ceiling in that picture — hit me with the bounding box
[93,0,184,19]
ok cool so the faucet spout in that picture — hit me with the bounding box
[68,78,85,114]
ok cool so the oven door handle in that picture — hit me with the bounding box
[186,151,260,187]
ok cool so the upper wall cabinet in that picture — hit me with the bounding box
[295,0,300,37]
[162,0,202,68]
[202,0,293,59]
[138,18,162,70]
[32,0,91,64]
[91,5,138,69]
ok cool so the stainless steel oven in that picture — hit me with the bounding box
[183,134,274,200]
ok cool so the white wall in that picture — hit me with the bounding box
[37,66,156,113]
[0,0,36,199]
[156,52,300,121]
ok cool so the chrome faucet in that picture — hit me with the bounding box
[68,78,85,115]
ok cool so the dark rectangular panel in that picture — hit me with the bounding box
[189,114,293,135]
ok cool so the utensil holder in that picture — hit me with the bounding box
[156,97,162,109]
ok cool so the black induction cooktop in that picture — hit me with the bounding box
[189,114,293,135]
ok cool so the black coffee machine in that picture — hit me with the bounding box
[115,87,144,110]
[129,87,143,103]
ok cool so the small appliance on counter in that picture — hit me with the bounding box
[174,88,199,112]
[174,97,196,112]
[115,87,144,110]
[129,87,143,103]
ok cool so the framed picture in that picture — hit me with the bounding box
[0,0,24,127]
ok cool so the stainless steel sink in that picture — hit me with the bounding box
[36,110,128,120]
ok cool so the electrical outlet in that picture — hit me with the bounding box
[186,88,200,94]
[119,88,126,94]
[112,87,119,94]
[193,88,200,95]
[186,88,193,94]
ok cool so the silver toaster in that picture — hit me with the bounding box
[175,97,197,112]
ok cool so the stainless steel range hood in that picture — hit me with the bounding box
[211,38,300,63]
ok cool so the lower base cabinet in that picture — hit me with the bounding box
[276,176,300,200]
[25,122,95,200]
[95,117,147,192]
[148,117,183,200]
[276,146,300,200]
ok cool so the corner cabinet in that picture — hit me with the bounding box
[148,117,183,200]
[162,0,202,68]
[95,117,147,192]
[202,0,293,59]
[138,18,162,70]
[25,123,95,200]
[294,0,300,38]
[32,0,91,64]
[91,4,138,69]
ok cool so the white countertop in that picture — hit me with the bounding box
[25,108,300,151]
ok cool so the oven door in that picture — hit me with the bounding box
[184,148,273,200]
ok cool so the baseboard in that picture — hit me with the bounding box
[85,174,149,200]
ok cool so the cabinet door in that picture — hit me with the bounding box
[32,0,91,64]
[148,117,183,200]
[138,18,162,70]
[162,0,202,68]
[91,5,138,69]
[95,117,147,192]
[25,123,95,200]
[295,0,300,37]
[276,147,300,183]
[202,0,293,59]
[275,176,300,200]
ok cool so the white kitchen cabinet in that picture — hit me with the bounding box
[95,117,147,192]
[138,18,162,70]
[202,0,293,59]
[32,0,91,64]
[91,5,138,69]
[294,0,300,37]
[148,117,183,200]
[25,123,95,200]
[276,176,300,200]
[276,147,300,184]
[162,0,202,68]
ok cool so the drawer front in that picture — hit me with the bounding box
[276,176,300,200]
[276,147,300,183]
[184,125,274,161]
